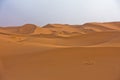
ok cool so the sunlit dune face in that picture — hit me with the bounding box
[0,22,120,79]
[0,0,120,80]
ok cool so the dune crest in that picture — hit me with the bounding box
[0,24,37,34]
[0,22,120,47]
[0,22,120,80]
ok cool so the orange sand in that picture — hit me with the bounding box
[0,22,120,80]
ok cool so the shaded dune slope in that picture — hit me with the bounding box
[0,22,120,47]
[0,22,120,80]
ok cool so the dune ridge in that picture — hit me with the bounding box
[0,22,120,80]
[0,22,120,47]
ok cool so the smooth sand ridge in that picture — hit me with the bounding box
[1,31,120,48]
[82,22,120,32]
[0,22,120,36]
[57,31,120,47]
[0,24,37,34]
[0,22,120,80]
[1,47,120,80]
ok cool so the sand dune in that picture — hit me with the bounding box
[0,22,120,50]
[57,31,120,46]
[1,47,120,80]
[0,22,120,48]
[82,22,120,32]
[1,22,120,37]
[0,22,120,80]
[0,24,37,34]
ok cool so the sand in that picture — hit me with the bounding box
[0,22,120,80]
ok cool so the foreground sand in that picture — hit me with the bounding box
[1,47,120,80]
[0,22,120,80]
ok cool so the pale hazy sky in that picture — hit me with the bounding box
[0,0,120,26]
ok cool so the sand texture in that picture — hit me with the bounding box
[0,22,120,80]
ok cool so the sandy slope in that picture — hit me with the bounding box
[82,22,120,31]
[57,31,120,47]
[0,22,120,80]
[1,47,120,80]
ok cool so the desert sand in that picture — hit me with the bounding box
[0,22,120,80]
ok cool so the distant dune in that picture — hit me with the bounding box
[0,22,120,47]
[0,22,120,80]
